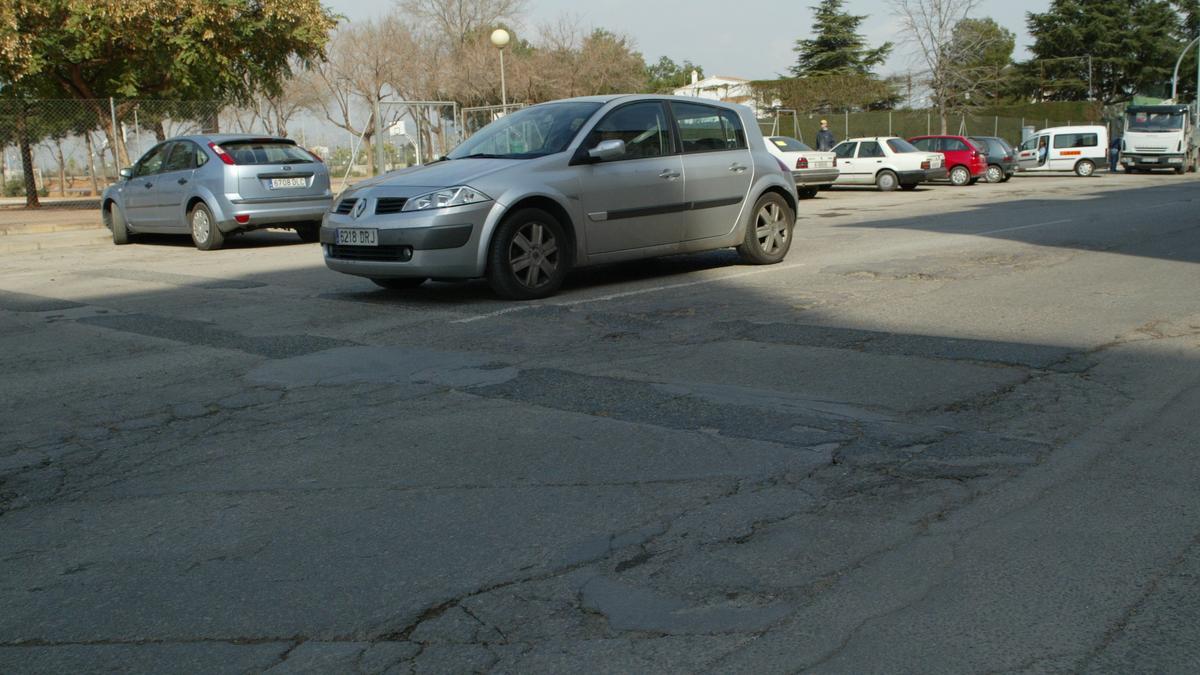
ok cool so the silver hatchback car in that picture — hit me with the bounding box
[102,134,332,250]
[322,95,799,299]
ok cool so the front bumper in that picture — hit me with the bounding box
[1121,154,1186,169]
[321,201,493,280]
[791,168,840,186]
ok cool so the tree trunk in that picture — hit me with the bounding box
[55,139,67,197]
[85,132,100,197]
[363,134,375,177]
[153,121,167,143]
[16,112,40,208]
[939,105,948,135]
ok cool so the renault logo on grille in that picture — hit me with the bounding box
[353,199,368,219]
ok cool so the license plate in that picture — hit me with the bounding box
[336,228,378,246]
[270,177,307,189]
[1143,157,1158,163]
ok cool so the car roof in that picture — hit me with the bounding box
[544,94,748,112]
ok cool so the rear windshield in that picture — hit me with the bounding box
[222,141,315,165]
[887,138,919,153]
[769,137,814,152]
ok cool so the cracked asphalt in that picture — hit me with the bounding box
[2,173,1199,673]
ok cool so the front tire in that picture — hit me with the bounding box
[107,203,131,245]
[985,165,1004,183]
[486,208,570,300]
[1075,160,1095,177]
[875,170,898,192]
[737,192,794,265]
[296,224,320,243]
[189,203,225,250]
[949,165,971,186]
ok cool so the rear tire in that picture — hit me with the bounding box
[487,208,571,300]
[737,192,794,265]
[985,165,1004,183]
[875,170,898,192]
[371,277,426,290]
[296,224,320,243]
[949,165,971,186]
[900,183,918,191]
[189,203,225,250]
[1075,159,1095,177]
[107,203,131,245]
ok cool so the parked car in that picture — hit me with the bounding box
[828,137,947,191]
[908,135,988,186]
[321,95,799,300]
[102,134,332,250]
[762,136,839,198]
[969,136,1018,183]
[1016,125,1108,177]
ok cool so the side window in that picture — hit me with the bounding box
[1019,137,1037,152]
[833,142,858,159]
[1053,133,1098,149]
[944,138,968,152]
[911,138,933,152]
[134,144,169,177]
[195,145,209,168]
[672,102,744,153]
[162,142,196,172]
[583,102,673,161]
[858,141,884,158]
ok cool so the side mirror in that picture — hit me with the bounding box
[119,167,133,180]
[587,139,626,162]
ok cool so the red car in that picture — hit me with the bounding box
[908,135,988,186]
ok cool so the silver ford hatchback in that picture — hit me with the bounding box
[102,135,333,250]
[322,95,799,300]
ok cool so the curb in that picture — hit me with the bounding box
[0,230,111,254]
[0,222,104,236]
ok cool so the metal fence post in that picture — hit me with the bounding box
[844,109,849,139]
[994,116,999,136]
[109,97,120,166]
[373,98,385,175]
[888,111,893,136]
[927,112,931,135]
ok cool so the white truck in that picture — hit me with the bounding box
[1120,103,1199,174]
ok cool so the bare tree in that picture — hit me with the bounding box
[399,0,527,46]
[890,0,1002,133]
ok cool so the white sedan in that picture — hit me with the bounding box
[762,136,840,198]
[829,137,948,191]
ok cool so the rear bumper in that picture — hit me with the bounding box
[791,168,840,186]
[897,168,946,184]
[214,195,332,232]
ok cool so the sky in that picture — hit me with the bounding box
[329,0,1049,80]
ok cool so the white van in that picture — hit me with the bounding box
[1016,125,1109,177]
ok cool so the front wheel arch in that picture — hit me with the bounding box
[487,195,577,274]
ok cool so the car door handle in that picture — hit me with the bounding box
[729,164,748,173]
[177,178,188,185]
[659,169,681,180]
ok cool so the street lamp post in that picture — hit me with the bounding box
[490,29,511,108]
[1171,35,1200,103]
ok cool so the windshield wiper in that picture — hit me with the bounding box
[456,153,506,159]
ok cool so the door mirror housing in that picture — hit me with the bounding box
[119,167,134,180]
[587,139,626,162]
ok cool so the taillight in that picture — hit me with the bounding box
[833,157,837,167]
[796,157,809,169]
[1003,155,1013,162]
[921,160,931,170]
[305,147,323,163]
[208,142,235,165]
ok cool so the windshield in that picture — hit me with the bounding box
[887,138,919,154]
[1126,111,1185,132]
[769,137,814,152]
[448,102,603,160]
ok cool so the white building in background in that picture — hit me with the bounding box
[673,72,776,118]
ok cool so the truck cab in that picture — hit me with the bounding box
[1120,104,1197,174]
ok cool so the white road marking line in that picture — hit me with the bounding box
[975,218,1073,236]
[452,262,807,324]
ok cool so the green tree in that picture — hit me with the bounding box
[791,0,892,76]
[949,18,1017,104]
[1023,0,1182,103]
[645,56,705,93]
[6,0,337,165]
[1172,0,1200,99]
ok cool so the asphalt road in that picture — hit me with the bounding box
[1,172,1199,674]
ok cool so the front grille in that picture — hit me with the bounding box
[1135,146,1168,152]
[333,198,356,215]
[375,198,408,215]
[328,244,413,262]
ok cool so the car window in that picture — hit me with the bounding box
[887,138,919,154]
[1019,137,1038,151]
[450,102,601,160]
[858,141,884,158]
[833,142,858,159]
[583,102,673,161]
[162,142,197,172]
[221,140,315,165]
[133,144,170,177]
[1053,133,1098,149]
[944,138,969,152]
[671,102,747,153]
[910,138,933,152]
[769,137,814,152]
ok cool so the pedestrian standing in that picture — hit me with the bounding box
[1109,136,1122,172]
[816,119,837,151]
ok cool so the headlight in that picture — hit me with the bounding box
[402,186,490,212]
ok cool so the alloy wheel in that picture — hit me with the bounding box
[509,221,559,290]
[755,202,789,255]
[987,166,1003,183]
[192,208,211,243]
